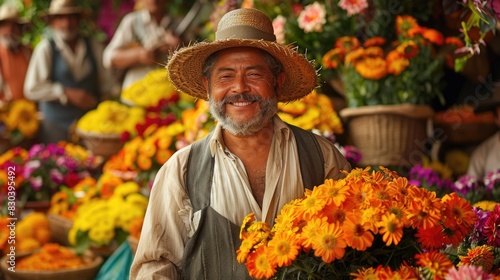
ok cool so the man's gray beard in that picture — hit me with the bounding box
[0,36,20,50]
[209,95,278,136]
[53,29,80,42]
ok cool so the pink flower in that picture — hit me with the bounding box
[297,2,326,33]
[272,15,287,44]
[445,265,493,280]
[338,0,369,16]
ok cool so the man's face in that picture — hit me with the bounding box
[142,0,167,14]
[0,21,22,49]
[50,14,81,41]
[203,47,284,136]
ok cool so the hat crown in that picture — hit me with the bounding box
[215,8,276,42]
[0,4,21,22]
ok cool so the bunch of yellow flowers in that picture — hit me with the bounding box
[0,99,39,145]
[76,100,145,135]
[121,69,184,108]
[278,90,343,135]
[68,181,148,254]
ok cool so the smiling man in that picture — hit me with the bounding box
[130,8,351,280]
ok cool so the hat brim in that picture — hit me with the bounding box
[0,17,28,25]
[39,7,91,19]
[167,38,318,102]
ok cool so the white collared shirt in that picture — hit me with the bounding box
[130,116,351,279]
[24,31,112,103]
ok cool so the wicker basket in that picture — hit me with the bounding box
[434,122,497,145]
[75,129,124,159]
[47,214,73,246]
[340,104,434,167]
[0,250,102,280]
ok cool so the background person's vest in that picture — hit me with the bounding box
[181,124,325,279]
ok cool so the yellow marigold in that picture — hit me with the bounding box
[395,41,419,59]
[364,46,384,58]
[344,48,365,66]
[387,55,409,76]
[335,36,360,53]
[3,99,39,138]
[473,201,499,211]
[322,48,343,69]
[354,57,387,80]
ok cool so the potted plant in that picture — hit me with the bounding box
[321,15,464,168]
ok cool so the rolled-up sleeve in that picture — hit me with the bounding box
[130,146,193,280]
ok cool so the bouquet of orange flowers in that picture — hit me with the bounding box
[237,167,489,279]
[322,15,464,108]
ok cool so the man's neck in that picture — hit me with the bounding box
[222,123,274,155]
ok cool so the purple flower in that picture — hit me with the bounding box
[483,169,500,191]
[29,176,43,191]
[22,160,41,178]
[453,174,479,195]
[49,168,64,185]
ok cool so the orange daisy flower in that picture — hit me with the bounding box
[246,245,276,279]
[237,231,262,263]
[155,148,173,165]
[342,213,374,251]
[319,202,347,225]
[317,178,349,207]
[444,36,465,48]
[267,231,301,267]
[416,225,446,250]
[351,266,378,280]
[363,36,386,48]
[440,192,477,232]
[377,213,404,246]
[458,245,495,273]
[422,28,444,45]
[156,136,173,150]
[136,154,153,171]
[301,217,328,249]
[415,251,453,280]
[311,222,346,263]
[297,186,327,220]
[406,188,443,229]
[395,15,418,35]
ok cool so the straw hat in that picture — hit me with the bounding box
[167,8,317,102]
[40,0,88,18]
[475,83,500,113]
[0,3,28,24]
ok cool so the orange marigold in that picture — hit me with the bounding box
[458,245,495,273]
[354,57,387,80]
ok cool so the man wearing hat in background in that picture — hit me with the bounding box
[24,0,112,144]
[102,0,182,92]
[467,84,500,178]
[130,8,350,279]
[0,3,31,103]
